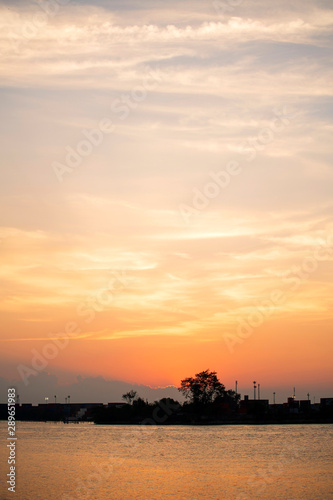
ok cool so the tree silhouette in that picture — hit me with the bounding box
[122,390,137,405]
[178,369,225,405]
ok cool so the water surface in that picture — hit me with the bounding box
[0,422,332,499]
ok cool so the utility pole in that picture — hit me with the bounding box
[235,380,238,396]
[258,383,260,400]
[273,392,276,405]
[253,381,257,400]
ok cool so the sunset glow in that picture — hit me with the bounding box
[1,0,333,402]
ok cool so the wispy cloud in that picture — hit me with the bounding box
[0,0,332,392]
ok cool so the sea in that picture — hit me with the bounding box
[0,421,332,499]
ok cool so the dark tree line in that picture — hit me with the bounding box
[1,369,331,424]
[178,369,240,415]
[92,370,240,423]
[88,369,240,423]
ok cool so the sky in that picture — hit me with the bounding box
[0,0,332,404]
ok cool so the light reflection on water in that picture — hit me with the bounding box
[0,422,332,499]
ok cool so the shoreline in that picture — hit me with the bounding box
[1,417,332,426]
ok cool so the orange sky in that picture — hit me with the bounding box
[0,0,333,401]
